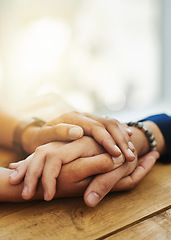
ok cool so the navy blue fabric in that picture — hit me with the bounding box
[141,114,171,163]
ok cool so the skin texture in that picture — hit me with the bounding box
[0,108,136,205]
[0,149,159,204]
[0,109,135,162]
[83,120,166,207]
[9,120,164,206]
[0,109,83,151]
[9,137,124,201]
[8,133,160,206]
[0,108,166,206]
[43,112,135,162]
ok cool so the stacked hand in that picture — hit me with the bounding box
[22,112,135,161]
[9,112,159,207]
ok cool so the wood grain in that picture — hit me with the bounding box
[106,209,171,240]
[0,163,170,240]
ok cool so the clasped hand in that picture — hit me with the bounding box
[9,112,159,207]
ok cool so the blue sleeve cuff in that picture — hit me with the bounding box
[141,114,171,163]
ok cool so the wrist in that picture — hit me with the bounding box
[129,120,167,156]
[22,126,39,154]
[143,121,167,155]
[13,117,46,156]
[129,126,149,156]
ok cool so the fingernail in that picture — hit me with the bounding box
[87,192,100,207]
[44,192,49,201]
[128,141,135,152]
[69,127,83,139]
[127,149,135,159]
[127,128,132,136]
[22,186,28,196]
[114,145,121,155]
[112,155,124,166]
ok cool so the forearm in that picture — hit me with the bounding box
[0,167,45,202]
[129,121,167,156]
[0,167,24,202]
[0,166,90,202]
[0,109,20,149]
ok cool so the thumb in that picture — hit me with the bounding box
[36,123,84,143]
[112,151,160,191]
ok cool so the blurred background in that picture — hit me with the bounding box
[0,0,170,121]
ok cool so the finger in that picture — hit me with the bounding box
[84,169,125,207]
[126,127,133,136]
[9,159,31,184]
[55,176,93,198]
[84,155,128,207]
[21,151,46,200]
[119,124,135,153]
[22,138,103,200]
[107,123,135,161]
[41,159,61,201]
[62,153,125,183]
[9,162,20,169]
[42,140,107,201]
[43,137,104,165]
[120,122,133,137]
[83,113,135,161]
[48,112,122,158]
[38,123,84,145]
[112,151,159,191]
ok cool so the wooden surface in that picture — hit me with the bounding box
[0,148,171,240]
[107,209,171,240]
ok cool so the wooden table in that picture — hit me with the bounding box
[0,148,171,240]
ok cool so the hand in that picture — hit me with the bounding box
[112,151,159,191]
[8,147,159,205]
[54,151,159,201]
[44,111,135,162]
[22,122,84,154]
[9,137,125,201]
[84,151,160,207]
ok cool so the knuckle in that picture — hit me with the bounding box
[95,122,104,128]
[35,145,45,154]
[128,178,136,189]
[120,136,128,145]
[17,163,25,172]
[102,164,112,173]
[25,168,33,179]
[15,168,21,176]
[26,168,38,178]
[46,150,62,164]
[42,169,50,180]
[60,111,79,122]
[101,154,113,172]
[45,150,56,159]
[108,119,119,126]
[99,179,113,193]
[91,123,105,135]
[101,137,112,146]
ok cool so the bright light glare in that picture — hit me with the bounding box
[0,61,3,87]
[104,89,126,111]
[15,19,70,81]
[65,91,95,113]
[36,83,60,96]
